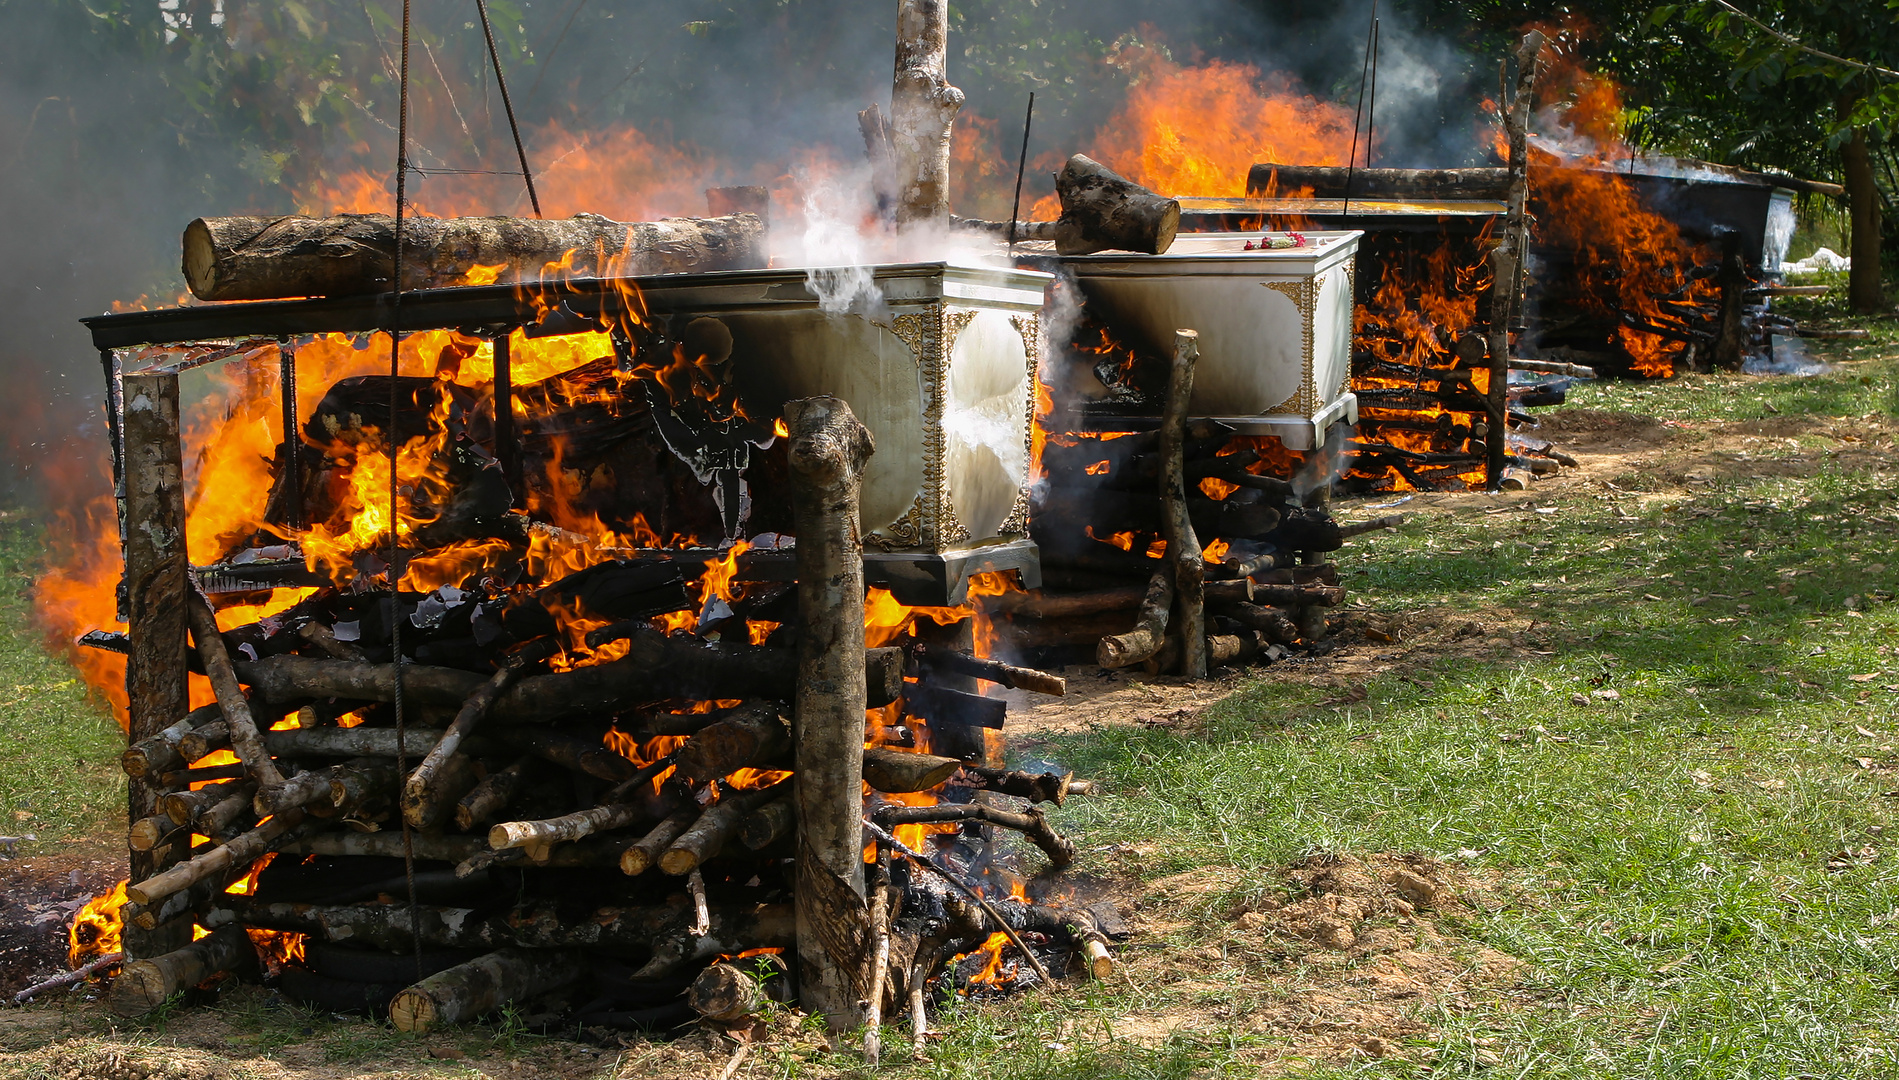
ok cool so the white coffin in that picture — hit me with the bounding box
[1062,231,1362,449]
[632,261,1051,557]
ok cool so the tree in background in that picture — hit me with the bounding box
[1653,0,1899,312]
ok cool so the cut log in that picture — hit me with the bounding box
[1096,570,1172,669]
[671,702,790,786]
[1247,583,1346,607]
[129,814,180,852]
[176,720,231,766]
[455,757,533,832]
[739,797,796,850]
[388,948,583,1032]
[1246,163,1509,201]
[187,591,285,791]
[253,764,341,817]
[903,682,1007,731]
[620,805,701,876]
[235,655,485,707]
[182,213,768,301]
[262,727,447,760]
[960,764,1076,806]
[402,660,528,827]
[660,780,789,875]
[861,747,962,794]
[401,752,480,831]
[1336,514,1406,540]
[125,809,305,906]
[278,832,487,862]
[688,954,792,1023]
[916,647,1065,696]
[120,703,221,779]
[874,803,1074,868]
[1211,601,1300,644]
[127,858,257,931]
[785,395,874,1031]
[489,800,646,852]
[983,586,1143,621]
[108,927,253,1016]
[329,760,403,813]
[993,611,1140,653]
[161,778,249,826]
[1052,155,1180,256]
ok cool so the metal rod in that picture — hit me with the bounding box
[492,330,518,503]
[474,0,543,218]
[1006,92,1035,255]
[278,340,301,530]
[1342,0,1380,219]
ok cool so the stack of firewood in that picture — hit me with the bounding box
[1021,331,1400,674]
[94,393,1107,1038]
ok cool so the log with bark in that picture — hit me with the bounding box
[1246,163,1510,201]
[688,953,793,1023]
[126,809,307,906]
[389,947,584,1032]
[861,747,962,794]
[873,803,1075,868]
[620,805,701,876]
[108,927,254,1016]
[960,764,1078,806]
[660,780,790,875]
[182,213,768,302]
[902,682,1007,731]
[1096,564,1172,669]
[401,659,529,826]
[739,797,796,850]
[670,702,790,786]
[455,757,534,832]
[120,703,221,778]
[785,395,875,1032]
[1051,156,1179,256]
[187,591,286,792]
[914,647,1065,697]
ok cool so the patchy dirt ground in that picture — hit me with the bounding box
[0,845,122,1000]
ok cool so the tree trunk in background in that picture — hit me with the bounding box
[889,0,963,226]
[1840,104,1885,313]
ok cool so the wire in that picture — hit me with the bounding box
[389,0,425,987]
[474,0,543,217]
[1342,0,1379,219]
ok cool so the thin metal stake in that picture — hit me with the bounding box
[1007,92,1035,256]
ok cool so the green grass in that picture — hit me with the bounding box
[0,511,127,850]
[6,322,1899,1078]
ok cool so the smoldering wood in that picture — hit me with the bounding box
[235,655,487,706]
[860,747,962,794]
[278,831,487,862]
[916,647,1065,697]
[960,764,1077,806]
[176,721,231,766]
[688,954,793,1023]
[1096,570,1172,669]
[298,619,365,660]
[261,727,450,760]
[13,950,125,1004]
[671,702,791,786]
[874,803,1075,868]
[1052,155,1181,256]
[126,808,306,906]
[1246,163,1509,201]
[785,395,875,1031]
[182,213,768,302]
[186,591,285,792]
[660,780,789,876]
[108,927,253,1016]
[121,703,221,779]
[503,727,637,783]
[162,778,254,827]
[620,805,701,876]
[151,763,248,788]
[389,947,584,1033]
[903,681,1007,731]
[455,756,534,832]
[982,585,1142,620]
[119,374,193,961]
[739,797,796,850]
[1210,601,1301,644]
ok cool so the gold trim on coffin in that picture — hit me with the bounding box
[866,304,978,552]
[1261,278,1318,417]
[999,312,1042,538]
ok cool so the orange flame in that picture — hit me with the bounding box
[68,880,127,968]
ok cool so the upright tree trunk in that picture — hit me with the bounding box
[785,395,875,1033]
[1840,97,1884,314]
[889,0,963,226]
[118,373,193,961]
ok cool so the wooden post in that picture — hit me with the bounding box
[888,0,963,226]
[1486,30,1543,490]
[786,395,874,1033]
[1160,330,1206,678]
[1712,229,1748,370]
[118,372,194,961]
